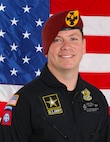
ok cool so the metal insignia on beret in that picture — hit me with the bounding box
[65,10,79,27]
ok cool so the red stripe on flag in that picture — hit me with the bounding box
[80,72,110,89]
[85,36,110,53]
[0,102,7,118]
[50,0,110,16]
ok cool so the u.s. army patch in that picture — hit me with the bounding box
[81,88,92,101]
[42,94,63,115]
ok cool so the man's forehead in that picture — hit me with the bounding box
[56,29,82,36]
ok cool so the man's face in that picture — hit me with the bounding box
[47,29,86,72]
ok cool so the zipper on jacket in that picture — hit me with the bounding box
[40,115,70,141]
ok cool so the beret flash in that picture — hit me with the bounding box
[42,10,83,55]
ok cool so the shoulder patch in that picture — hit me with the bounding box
[1,110,12,126]
[7,94,19,106]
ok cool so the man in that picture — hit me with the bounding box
[0,10,110,142]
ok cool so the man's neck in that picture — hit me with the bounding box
[48,66,79,91]
[57,71,78,91]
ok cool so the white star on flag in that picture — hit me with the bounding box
[35,18,44,27]
[22,31,31,39]
[10,17,19,26]
[0,29,6,37]
[35,44,43,52]
[22,56,31,64]
[0,3,6,11]
[10,68,18,76]
[35,69,41,77]
[10,43,18,51]
[23,5,31,13]
[0,54,5,62]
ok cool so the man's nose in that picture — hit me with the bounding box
[61,40,70,50]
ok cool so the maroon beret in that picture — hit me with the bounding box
[42,10,83,55]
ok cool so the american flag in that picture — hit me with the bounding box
[0,0,110,118]
[0,0,49,116]
[50,0,110,114]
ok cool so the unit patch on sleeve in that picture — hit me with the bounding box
[1,110,12,126]
[42,94,63,115]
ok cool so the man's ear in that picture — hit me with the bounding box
[83,38,86,54]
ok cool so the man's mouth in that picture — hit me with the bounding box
[60,55,74,58]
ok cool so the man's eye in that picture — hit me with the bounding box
[71,37,78,41]
[53,38,62,42]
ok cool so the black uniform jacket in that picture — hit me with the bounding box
[1,64,110,142]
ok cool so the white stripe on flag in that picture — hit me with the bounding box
[101,89,110,106]
[0,84,23,102]
[82,16,110,36]
[79,53,110,72]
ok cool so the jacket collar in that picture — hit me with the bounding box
[40,63,86,92]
